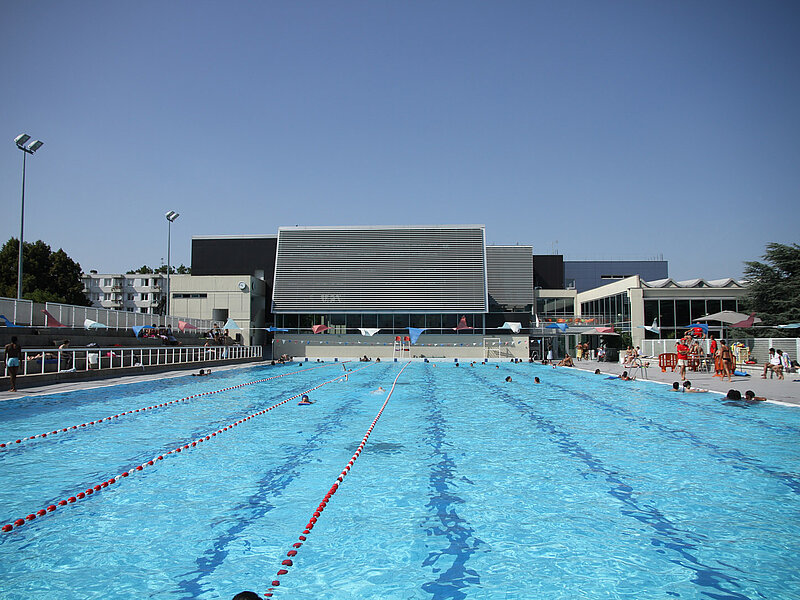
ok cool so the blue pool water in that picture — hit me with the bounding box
[1,362,799,599]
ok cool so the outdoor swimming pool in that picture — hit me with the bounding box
[1,361,799,599]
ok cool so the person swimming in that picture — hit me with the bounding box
[298,394,313,405]
[533,377,541,384]
[371,386,385,394]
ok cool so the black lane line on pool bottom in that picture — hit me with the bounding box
[259,362,412,598]
[3,374,316,522]
[1,367,370,534]
[545,378,800,498]
[0,364,333,451]
[477,374,754,600]
[174,365,395,599]
[419,366,484,600]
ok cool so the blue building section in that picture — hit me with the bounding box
[564,260,668,292]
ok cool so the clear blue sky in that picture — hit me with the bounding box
[2,1,798,281]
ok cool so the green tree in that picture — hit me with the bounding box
[127,265,155,274]
[126,264,190,274]
[743,242,800,327]
[0,238,91,305]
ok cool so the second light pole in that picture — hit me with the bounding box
[165,210,180,323]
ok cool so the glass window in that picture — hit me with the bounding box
[706,299,722,315]
[722,299,737,312]
[675,300,690,327]
[362,314,378,328]
[378,314,393,329]
[426,314,441,330]
[394,314,409,329]
[442,314,458,329]
[691,300,706,321]
[660,300,675,326]
[644,300,658,324]
[346,314,361,329]
[410,314,425,328]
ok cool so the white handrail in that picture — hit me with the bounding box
[2,345,262,378]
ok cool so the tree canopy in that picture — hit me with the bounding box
[0,238,91,305]
[126,264,191,274]
[743,242,800,327]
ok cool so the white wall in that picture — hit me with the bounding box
[273,333,530,360]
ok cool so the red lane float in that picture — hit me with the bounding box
[1,364,370,534]
[263,361,410,597]
[0,364,335,450]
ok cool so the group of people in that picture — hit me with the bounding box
[762,347,794,380]
[675,334,736,382]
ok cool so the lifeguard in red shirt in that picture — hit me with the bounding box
[709,334,720,376]
[676,337,690,381]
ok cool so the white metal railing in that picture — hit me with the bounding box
[2,345,262,378]
[0,297,212,331]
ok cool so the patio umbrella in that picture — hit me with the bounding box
[222,318,241,331]
[84,319,108,329]
[500,322,522,333]
[407,327,427,344]
[178,320,197,332]
[582,327,619,336]
[694,311,762,325]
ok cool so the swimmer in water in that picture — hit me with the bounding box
[298,394,313,405]
[505,376,512,382]
[682,380,708,393]
[533,377,541,384]
[371,386,385,394]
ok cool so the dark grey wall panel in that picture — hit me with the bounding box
[486,246,533,308]
[272,226,488,313]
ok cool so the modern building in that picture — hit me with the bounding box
[576,276,747,347]
[564,259,668,292]
[80,225,746,361]
[81,273,166,315]
[169,274,267,346]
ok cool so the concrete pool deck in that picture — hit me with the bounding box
[571,358,800,406]
[1,357,798,407]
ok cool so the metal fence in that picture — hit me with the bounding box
[643,338,800,364]
[3,344,262,378]
[0,297,212,330]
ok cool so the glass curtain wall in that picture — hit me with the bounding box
[643,298,740,339]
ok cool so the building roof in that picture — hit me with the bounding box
[643,277,745,288]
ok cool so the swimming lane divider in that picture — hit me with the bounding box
[1,364,372,534]
[258,361,411,598]
[0,364,334,451]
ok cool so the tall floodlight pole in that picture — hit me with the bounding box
[13,134,44,299]
[165,210,180,323]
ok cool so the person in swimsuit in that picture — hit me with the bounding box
[4,336,22,392]
[719,341,734,382]
[298,394,313,405]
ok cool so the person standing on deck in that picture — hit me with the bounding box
[4,336,22,392]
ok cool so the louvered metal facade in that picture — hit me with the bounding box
[272,226,488,313]
[486,246,534,309]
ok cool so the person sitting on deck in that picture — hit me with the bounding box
[556,354,574,367]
